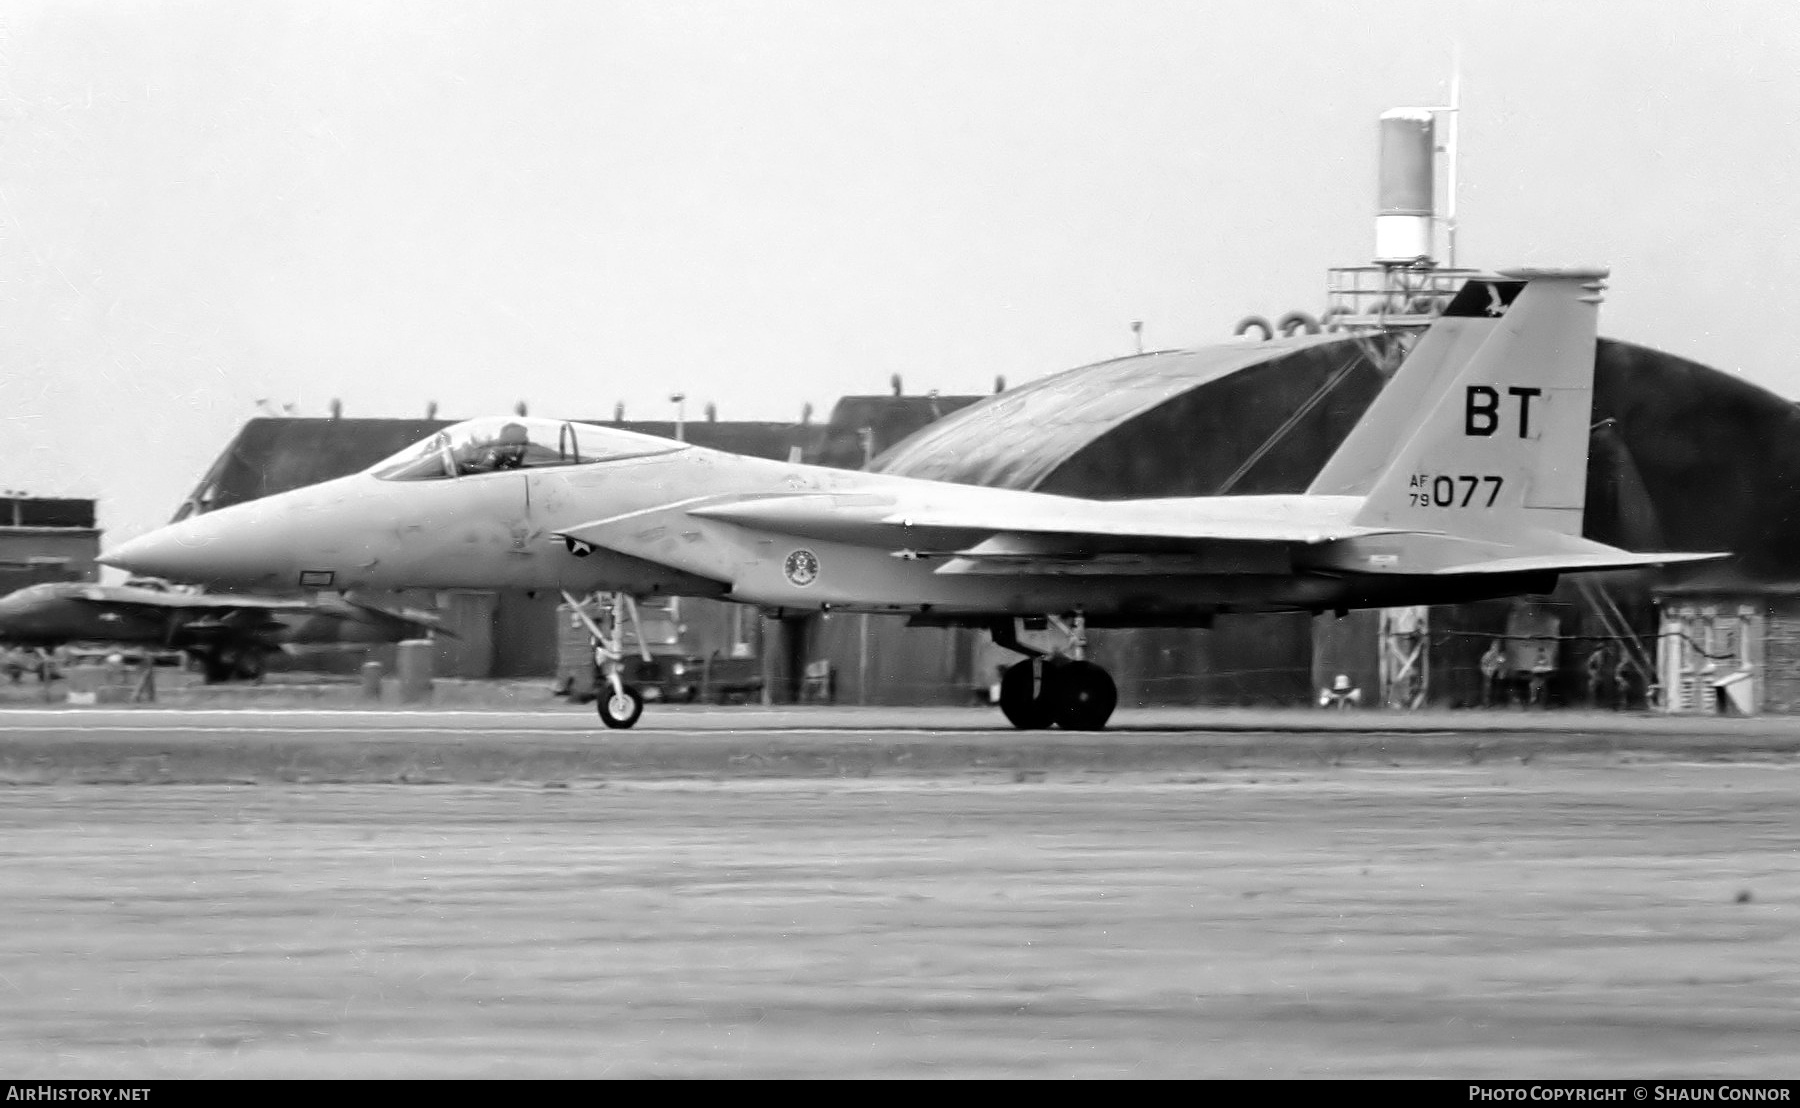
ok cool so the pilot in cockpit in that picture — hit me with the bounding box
[372,416,682,482]
[466,422,531,473]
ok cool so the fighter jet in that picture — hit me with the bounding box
[102,268,1723,727]
[0,579,443,682]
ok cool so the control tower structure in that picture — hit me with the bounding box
[1324,98,1480,333]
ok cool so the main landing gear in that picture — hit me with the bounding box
[993,612,1118,731]
[562,590,651,729]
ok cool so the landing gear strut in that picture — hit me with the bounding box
[992,612,1118,731]
[563,590,652,730]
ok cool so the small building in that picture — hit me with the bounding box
[1655,585,1782,715]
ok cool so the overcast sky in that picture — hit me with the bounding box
[3,0,1798,549]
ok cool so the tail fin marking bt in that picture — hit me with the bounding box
[1350,267,1609,542]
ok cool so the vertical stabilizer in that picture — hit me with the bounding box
[1308,275,1524,495]
[1351,268,1607,540]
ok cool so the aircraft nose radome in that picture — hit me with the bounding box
[99,525,209,578]
[99,510,294,589]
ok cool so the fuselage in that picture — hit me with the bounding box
[101,418,1554,623]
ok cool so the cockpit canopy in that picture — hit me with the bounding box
[371,417,688,481]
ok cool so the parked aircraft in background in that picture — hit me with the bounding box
[0,579,442,681]
[102,268,1724,728]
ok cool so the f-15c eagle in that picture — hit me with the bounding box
[101,268,1722,727]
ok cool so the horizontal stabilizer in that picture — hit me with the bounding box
[1427,550,1729,576]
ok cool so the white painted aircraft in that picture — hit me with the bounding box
[102,268,1722,729]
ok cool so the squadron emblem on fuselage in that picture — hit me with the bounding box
[783,548,820,587]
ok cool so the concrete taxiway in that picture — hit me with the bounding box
[1,707,1797,1077]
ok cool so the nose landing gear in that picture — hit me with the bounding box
[992,612,1118,731]
[562,590,653,729]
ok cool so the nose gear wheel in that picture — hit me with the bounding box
[598,684,644,729]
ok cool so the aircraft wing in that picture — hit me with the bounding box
[551,489,1415,585]
[680,490,1398,547]
[559,489,1732,585]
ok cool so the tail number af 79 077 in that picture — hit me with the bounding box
[1408,474,1504,508]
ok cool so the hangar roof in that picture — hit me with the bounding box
[872,331,1800,588]
[872,334,1371,492]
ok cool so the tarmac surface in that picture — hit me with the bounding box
[2,703,1798,1077]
